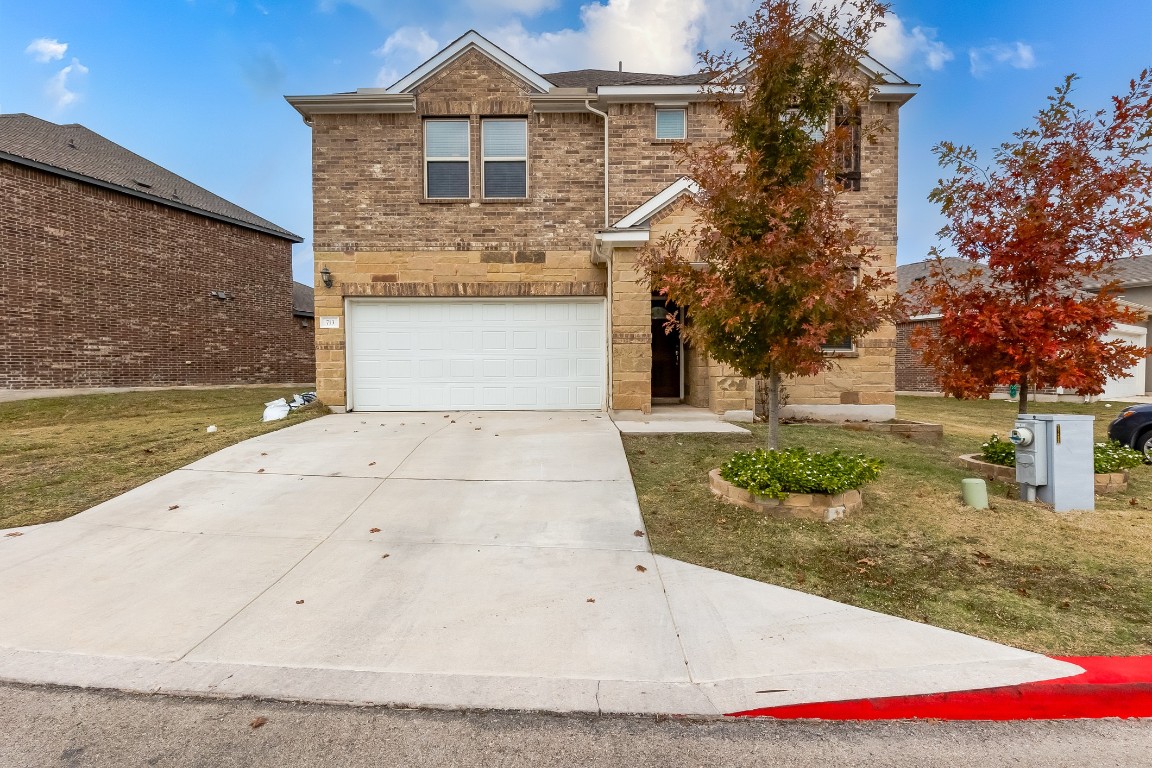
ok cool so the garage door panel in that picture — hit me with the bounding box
[349,299,605,411]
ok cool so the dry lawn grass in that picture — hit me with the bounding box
[623,396,1152,655]
[0,388,324,529]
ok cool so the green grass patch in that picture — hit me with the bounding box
[623,395,1152,655]
[0,387,324,528]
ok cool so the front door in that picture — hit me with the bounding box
[651,297,681,399]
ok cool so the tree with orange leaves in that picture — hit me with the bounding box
[909,72,1152,414]
[640,0,900,448]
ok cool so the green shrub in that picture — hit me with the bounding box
[980,434,1016,467]
[719,447,882,500]
[979,434,1143,473]
[1094,440,1144,474]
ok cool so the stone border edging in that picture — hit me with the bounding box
[708,468,863,521]
[958,455,1129,494]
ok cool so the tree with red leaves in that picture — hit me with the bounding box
[909,72,1152,414]
[640,0,901,448]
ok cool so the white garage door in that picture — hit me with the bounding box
[1102,323,1148,399]
[347,298,605,411]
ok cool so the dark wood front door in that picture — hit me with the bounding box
[651,298,681,399]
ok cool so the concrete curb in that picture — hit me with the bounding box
[728,656,1152,720]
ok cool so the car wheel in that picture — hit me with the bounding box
[1140,429,1152,463]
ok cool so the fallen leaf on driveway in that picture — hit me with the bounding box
[4,532,23,538]
[295,600,304,605]
[381,554,390,559]
[369,528,381,533]
[250,717,268,729]
[257,468,265,474]
[261,452,267,456]
[168,505,180,511]
[635,565,647,573]
[368,461,376,466]
[633,530,645,537]
[586,598,596,603]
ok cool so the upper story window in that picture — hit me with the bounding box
[834,105,862,191]
[425,119,470,199]
[655,108,687,140]
[482,119,528,198]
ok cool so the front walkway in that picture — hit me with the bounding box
[0,412,1078,715]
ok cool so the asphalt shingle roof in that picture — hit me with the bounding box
[292,282,314,316]
[1094,255,1152,288]
[0,113,301,242]
[543,70,714,89]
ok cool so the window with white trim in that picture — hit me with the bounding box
[424,119,470,199]
[821,336,855,353]
[482,118,527,198]
[655,108,687,140]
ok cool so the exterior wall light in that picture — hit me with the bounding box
[320,266,333,288]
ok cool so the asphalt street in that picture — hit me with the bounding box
[0,683,1148,768]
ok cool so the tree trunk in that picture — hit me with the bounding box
[767,366,781,450]
[754,377,769,422]
[1018,373,1029,415]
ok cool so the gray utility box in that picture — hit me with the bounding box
[1009,413,1095,512]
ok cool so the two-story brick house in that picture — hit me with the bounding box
[286,31,916,417]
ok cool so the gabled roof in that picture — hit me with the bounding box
[897,258,1151,317]
[614,177,701,229]
[544,70,715,90]
[287,29,916,120]
[387,30,553,94]
[292,281,315,317]
[0,114,301,242]
[1092,255,1152,290]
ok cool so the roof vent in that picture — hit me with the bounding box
[67,138,77,149]
[133,179,153,189]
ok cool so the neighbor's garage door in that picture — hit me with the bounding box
[347,298,605,411]
[1101,323,1148,400]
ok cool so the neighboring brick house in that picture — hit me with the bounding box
[896,258,1150,399]
[286,31,917,417]
[0,114,313,390]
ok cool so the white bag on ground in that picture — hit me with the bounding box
[262,398,290,422]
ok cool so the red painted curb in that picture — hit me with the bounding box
[727,656,1152,720]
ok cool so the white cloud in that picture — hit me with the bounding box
[377,26,440,59]
[870,15,952,72]
[25,37,68,63]
[46,58,88,110]
[374,27,441,87]
[491,0,708,74]
[968,41,1036,77]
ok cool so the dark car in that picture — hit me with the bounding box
[1108,403,1152,461]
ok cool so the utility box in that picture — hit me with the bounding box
[1010,414,1095,512]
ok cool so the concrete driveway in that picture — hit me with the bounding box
[0,412,1078,715]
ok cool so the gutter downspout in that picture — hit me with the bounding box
[584,99,609,228]
[584,99,613,410]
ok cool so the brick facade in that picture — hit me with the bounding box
[0,160,314,389]
[895,319,940,392]
[301,37,910,416]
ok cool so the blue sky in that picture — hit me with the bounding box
[2,0,1150,283]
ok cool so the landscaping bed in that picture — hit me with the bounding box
[958,453,1130,494]
[622,395,1152,655]
[0,388,324,528]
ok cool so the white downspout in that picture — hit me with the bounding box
[584,99,609,228]
[584,99,612,409]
